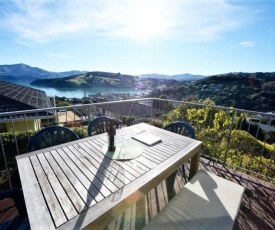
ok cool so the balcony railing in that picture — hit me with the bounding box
[0,98,274,189]
[1,98,274,229]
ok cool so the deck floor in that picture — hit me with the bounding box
[106,158,275,230]
[198,159,275,230]
[1,158,274,230]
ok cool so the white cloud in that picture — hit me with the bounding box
[0,0,254,44]
[47,53,70,58]
[239,41,256,48]
[14,39,35,47]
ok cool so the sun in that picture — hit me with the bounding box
[125,2,168,41]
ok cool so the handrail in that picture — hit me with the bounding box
[0,98,274,190]
[1,98,275,118]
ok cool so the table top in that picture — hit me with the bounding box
[16,123,202,229]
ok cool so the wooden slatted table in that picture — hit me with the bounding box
[16,123,202,229]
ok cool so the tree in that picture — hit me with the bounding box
[56,101,71,107]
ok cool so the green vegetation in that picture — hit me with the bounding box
[162,98,275,182]
[0,127,88,188]
[31,71,179,90]
[149,72,275,112]
[1,97,274,188]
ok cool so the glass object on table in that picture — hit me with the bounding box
[118,124,130,154]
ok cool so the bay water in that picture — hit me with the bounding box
[17,81,148,99]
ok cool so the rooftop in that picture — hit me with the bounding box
[0,81,51,111]
[96,101,163,117]
[0,81,53,120]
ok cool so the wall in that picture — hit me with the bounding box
[5,119,41,132]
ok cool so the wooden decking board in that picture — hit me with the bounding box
[11,123,274,230]
[127,158,151,173]
[134,155,158,169]
[50,150,97,208]
[3,158,274,229]
[70,144,121,192]
[44,151,88,214]
[62,146,112,197]
[0,199,17,223]
[36,153,78,221]
[143,147,170,160]
[83,142,134,184]
[138,146,164,164]
[148,130,190,148]
[67,144,116,195]
[145,126,192,145]
[100,159,275,230]
[141,150,164,164]
[86,140,137,182]
[198,158,275,230]
[15,157,55,229]
[85,143,135,184]
[94,137,147,173]
[56,148,105,202]
[94,137,149,175]
[30,155,66,227]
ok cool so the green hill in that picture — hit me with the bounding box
[149,72,275,112]
[31,71,179,89]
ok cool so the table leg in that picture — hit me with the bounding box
[188,151,201,181]
[135,197,146,229]
[165,170,177,201]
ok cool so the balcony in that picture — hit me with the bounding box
[0,98,274,229]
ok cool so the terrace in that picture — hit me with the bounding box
[0,98,274,229]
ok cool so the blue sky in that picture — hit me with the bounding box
[0,0,274,76]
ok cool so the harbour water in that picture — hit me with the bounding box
[17,81,148,98]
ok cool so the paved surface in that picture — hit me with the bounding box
[57,111,81,124]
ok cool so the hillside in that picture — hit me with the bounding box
[149,72,275,112]
[139,73,207,81]
[31,71,179,89]
[0,63,87,80]
[0,63,206,83]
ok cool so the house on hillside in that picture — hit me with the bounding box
[0,81,54,132]
[95,101,164,123]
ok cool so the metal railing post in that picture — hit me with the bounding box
[0,98,274,183]
[10,116,20,155]
[0,134,12,188]
[223,109,236,166]
[150,99,153,125]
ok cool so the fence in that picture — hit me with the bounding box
[0,98,274,189]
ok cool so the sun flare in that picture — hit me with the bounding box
[125,2,168,41]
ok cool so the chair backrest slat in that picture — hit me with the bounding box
[164,121,195,139]
[88,116,119,136]
[28,126,79,151]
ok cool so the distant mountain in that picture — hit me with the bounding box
[0,63,207,83]
[0,75,18,82]
[0,63,87,81]
[139,73,207,81]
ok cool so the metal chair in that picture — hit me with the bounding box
[0,188,30,229]
[28,126,79,152]
[164,121,196,198]
[88,116,119,136]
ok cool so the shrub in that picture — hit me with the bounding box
[66,121,81,127]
